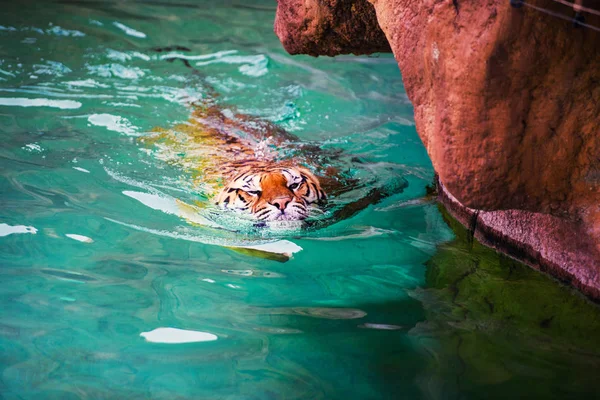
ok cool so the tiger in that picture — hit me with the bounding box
[215,164,326,222]
[141,102,407,227]
[142,103,334,224]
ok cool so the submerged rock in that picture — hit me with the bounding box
[415,206,600,398]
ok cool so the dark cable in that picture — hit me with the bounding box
[551,0,600,17]
[521,1,600,32]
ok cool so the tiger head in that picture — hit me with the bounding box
[215,166,326,221]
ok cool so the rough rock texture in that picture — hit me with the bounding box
[274,0,391,56]
[367,0,600,237]
[274,0,600,298]
[439,180,600,300]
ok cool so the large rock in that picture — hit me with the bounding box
[274,0,391,56]
[274,0,600,298]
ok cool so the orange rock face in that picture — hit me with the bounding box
[274,0,600,298]
[369,0,599,221]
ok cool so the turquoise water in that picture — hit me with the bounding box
[1,1,600,399]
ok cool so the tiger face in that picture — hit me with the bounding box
[215,167,326,222]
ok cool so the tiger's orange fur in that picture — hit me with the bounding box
[215,164,326,221]
[142,105,327,221]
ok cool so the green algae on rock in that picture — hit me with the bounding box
[414,205,600,398]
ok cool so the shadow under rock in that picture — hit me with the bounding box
[413,205,600,400]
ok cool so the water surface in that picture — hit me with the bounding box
[1,1,599,399]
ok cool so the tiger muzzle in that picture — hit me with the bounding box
[269,196,293,211]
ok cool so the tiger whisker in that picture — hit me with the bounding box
[307,207,325,216]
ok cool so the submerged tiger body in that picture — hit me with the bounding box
[142,103,407,227]
[142,105,330,222]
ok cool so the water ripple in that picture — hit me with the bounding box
[0,97,81,109]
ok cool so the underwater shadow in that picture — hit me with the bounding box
[262,205,600,400]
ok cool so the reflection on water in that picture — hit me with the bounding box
[0,0,599,399]
[264,307,368,320]
[140,327,218,343]
[415,207,600,399]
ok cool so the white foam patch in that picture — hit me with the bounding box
[122,190,220,228]
[105,217,303,257]
[140,327,217,344]
[239,241,303,255]
[0,97,81,109]
[105,168,159,193]
[239,57,268,77]
[23,143,43,152]
[123,190,180,214]
[104,102,141,108]
[131,52,151,61]
[65,234,93,243]
[308,227,393,241]
[0,223,38,237]
[46,26,85,37]
[87,64,146,79]
[64,79,110,89]
[107,49,151,62]
[158,50,237,61]
[106,49,131,62]
[33,60,72,77]
[88,113,138,136]
[195,54,269,77]
[73,166,90,173]
[113,22,146,38]
[0,69,16,77]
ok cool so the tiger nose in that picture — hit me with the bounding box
[269,197,292,211]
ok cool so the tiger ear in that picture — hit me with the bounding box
[296,167,327,202]
[215,183,235,205]
[317,188,327,202]
[296,167,319,182]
